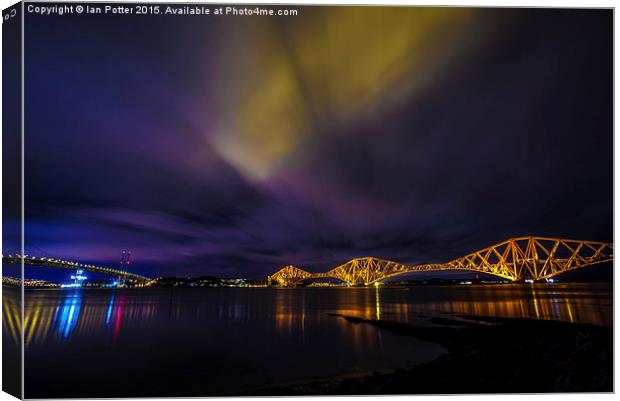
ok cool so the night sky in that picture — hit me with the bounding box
[12,7,613,279]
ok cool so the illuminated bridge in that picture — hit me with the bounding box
[2,254,151,283]
[268,237,613,286]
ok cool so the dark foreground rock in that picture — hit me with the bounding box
[240,315,612,395]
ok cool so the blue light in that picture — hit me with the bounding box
[105,294,115,325]
[55,292,83,339]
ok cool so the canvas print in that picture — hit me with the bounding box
[1,3,613,398]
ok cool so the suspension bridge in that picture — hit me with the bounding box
[268,236,614,286]
[2,254,151,283]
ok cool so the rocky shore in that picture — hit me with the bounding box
[241,314,612,395]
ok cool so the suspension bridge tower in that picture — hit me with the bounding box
[118,250,131,287]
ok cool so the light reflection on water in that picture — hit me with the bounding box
[6,283,613,348]
[9,283,613,397]
[2,283,611,350]
[55,291,82,339]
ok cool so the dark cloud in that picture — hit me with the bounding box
[20,8,612,279]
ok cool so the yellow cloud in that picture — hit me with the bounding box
[212,7,486,179]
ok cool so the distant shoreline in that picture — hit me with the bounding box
[7,280,614,290]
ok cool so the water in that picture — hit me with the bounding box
[9,283,612,397]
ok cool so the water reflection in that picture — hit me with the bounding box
[19,284,614,398]
[20,289,157,347]
[105,293,114,325]
[111,294,123,343]
[15,283,613,349]
[316,284,610,327]
[395,284,612,326]
[375,285,381,320]
[55,291,82,339]
[3,289,21,345]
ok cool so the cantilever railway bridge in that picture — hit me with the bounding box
[268,236,614,286]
